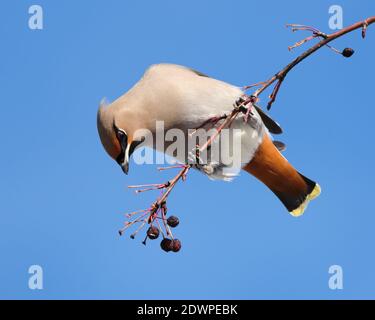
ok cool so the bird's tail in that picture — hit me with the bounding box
[243,134,321,216]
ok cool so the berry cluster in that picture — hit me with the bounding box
[145,215,181,252]
[119,199,182,253]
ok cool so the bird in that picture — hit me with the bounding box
[97,63,320,216]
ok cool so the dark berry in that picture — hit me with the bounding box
[160,238,173,252]
[167,216,179,228]
[342,48,354,58]
[171,239,182,252]
[147,226,159,240]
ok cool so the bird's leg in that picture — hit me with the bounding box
[188,145,216,175]
[234,94,257,123]
[243,96,257,123]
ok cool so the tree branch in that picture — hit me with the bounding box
[251,16,375,110]
[120,16,374,252]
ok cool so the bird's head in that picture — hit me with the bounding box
[97,99,142,174]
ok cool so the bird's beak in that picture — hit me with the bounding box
[121,161,129,174]
[120,143,131,175]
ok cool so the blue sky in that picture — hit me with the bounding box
[1,0,374,299]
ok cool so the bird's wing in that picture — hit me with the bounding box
[186,66,283,135]
[254,105,283,135]
[187,68,210,78]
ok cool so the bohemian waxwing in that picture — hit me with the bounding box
[97,63,320,216]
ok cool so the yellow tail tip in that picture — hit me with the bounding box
[290,183,321,217]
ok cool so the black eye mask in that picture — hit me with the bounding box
[128,137,145,156]
[114,126,128,165]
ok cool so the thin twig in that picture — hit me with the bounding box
[254,16,375,109]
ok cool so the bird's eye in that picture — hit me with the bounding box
[116,129,127,142]
[115,129,127,165]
